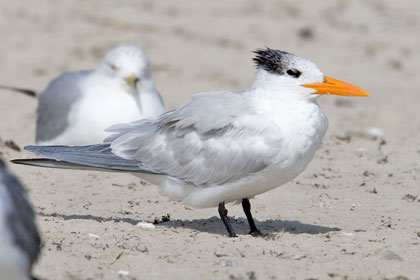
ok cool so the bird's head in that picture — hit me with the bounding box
[97,44,154,93]
[252,48,370,99]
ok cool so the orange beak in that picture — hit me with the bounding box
[303,76,370,97]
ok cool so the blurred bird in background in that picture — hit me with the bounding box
[0,159,41,280]
[0,44,165,145]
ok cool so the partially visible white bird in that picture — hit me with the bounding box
[0,44,165,145]
[0,159,41,280]
[13,48,369,237]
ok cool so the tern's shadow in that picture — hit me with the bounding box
[161,216,340,236]
[38,212,340,236]
[37,212,140,225]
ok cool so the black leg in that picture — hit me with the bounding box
[242,198,263,236]
[218,202,237,237]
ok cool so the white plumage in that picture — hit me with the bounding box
[14,48,369,237]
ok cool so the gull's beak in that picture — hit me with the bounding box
[303,76,370,97]
[124,73,140,90]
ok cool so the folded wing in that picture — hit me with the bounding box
[106,91,281,186]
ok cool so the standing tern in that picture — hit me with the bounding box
[1,44,165,145]
[13,48,369,237]
[0,159,41,279]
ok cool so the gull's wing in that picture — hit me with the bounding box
[36,71,90,143]
[106,91,280,186]
[0,160,41,271]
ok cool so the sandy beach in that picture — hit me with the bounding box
[1,0,420,279]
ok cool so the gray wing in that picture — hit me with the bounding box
[20,144,158,174]
[106,91,280,186]
[36,71,90,143]
[0,159,41,270]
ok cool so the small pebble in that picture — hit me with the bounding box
[221,259,234,267]
[88,233,100,239]
[367,127,384,138]
[118,270,130,276]
[136,221,156,229]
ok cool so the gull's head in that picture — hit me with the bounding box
[253,48,370,100]
[97,44,154,92]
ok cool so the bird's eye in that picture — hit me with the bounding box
[286,69,301,78]
[109,64,119,71]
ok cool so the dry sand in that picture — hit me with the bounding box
[1,0,420,279]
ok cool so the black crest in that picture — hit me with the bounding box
[253,48,292,75]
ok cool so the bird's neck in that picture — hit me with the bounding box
[132,80,164,117]
[243,69,325,132]
[138,77,157,95]
[249,69,289,92]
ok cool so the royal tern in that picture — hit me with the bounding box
[1,44,165,145]
[0,159,41,279]
[13,48,369,237]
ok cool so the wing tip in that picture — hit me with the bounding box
[23,146,31,151]
[11,159,26,165]
[23,145,60,155]
[10,158,42,166]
